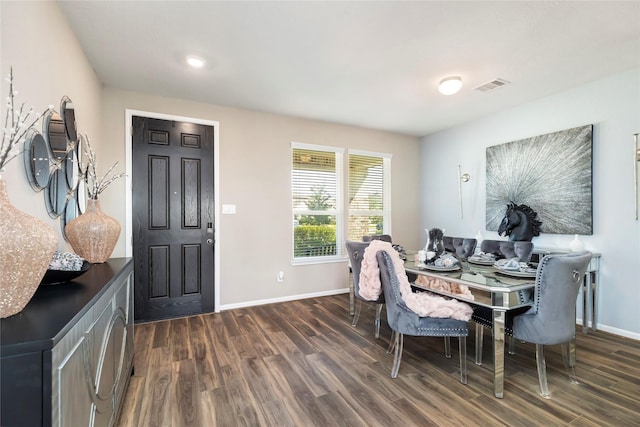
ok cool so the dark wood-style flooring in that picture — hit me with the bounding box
[118,294,640,426]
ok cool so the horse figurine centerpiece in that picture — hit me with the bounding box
[498,202,542,242]
[424,227,445,256]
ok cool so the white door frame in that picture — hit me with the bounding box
[125,109,221,313]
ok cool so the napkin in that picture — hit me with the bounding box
[494,258,536,274]
[494,258,521,271]
[434,253,458,267]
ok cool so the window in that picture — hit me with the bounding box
[292,143,344,262]
[348,150,391,241]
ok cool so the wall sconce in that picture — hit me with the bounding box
[635,133,640,220]
[458,165,470,219]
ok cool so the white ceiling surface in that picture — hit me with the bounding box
[57,1,640,137]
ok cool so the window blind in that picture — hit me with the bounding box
[348,151,391,241]
[291,143,343,260]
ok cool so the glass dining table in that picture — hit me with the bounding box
[403,253,535,399]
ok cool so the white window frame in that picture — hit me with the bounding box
[291,142,345,265]
[348,149,392,239]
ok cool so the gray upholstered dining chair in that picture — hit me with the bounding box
[443,236,477,260]
[362,234,392,243]
[473,239,535,364]
[377,250,468,383]
[345,240,385,338]
[511,251,592,398]
[480,240,534,262]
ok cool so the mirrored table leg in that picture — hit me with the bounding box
[492,309,507,398]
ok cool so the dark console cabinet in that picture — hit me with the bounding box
[0,258,134,427]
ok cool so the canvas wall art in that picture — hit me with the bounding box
[486,125,593,235]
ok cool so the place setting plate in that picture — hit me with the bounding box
[423,264,461,272]
[495,267,537,278]
[467,257,497,266]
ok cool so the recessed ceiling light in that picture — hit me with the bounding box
[438,76,462,95]
[186,55,205,68]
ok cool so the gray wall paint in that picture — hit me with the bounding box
[421,68,640,339]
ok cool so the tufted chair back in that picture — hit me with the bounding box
[511,251,592,397]
[346,240,385,338]
[377,250,468,382]
[443,236,477,260]
[512,251,592,344]
[480,239,534,262]
[362,234,392,243]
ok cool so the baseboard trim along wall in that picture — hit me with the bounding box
[221,293,638,341]
[220,288,350,311]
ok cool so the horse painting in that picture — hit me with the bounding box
[498,202,542,242]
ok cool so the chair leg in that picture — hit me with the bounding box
[561,339,579,385]
[508,335,515,355]
[351,300,362,327]
[391,332,404,378]
[387,330,396,354]
[444,336,452,358]
[535,343,551,398]
[375,304,383,339]
[475,323,483,365]
[459,336,468,385]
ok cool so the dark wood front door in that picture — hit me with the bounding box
[132,116,215,322]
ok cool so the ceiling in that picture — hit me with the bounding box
[57,1,640,137]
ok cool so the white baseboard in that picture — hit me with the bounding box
[219,288,350,311]
[220,295,639,342]
[591,324,640,341]
[576,317,639,341]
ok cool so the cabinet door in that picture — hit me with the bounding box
[91,301,119,426]
[56,337,93,426]
[53,270,134,427]
[113,274,135,409]
[91,275,133,427]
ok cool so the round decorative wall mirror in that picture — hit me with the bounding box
[62,192,78,240]
[45,167,67,218]
[65,142,78,189]
[27,96,85,237]
[44,110,67,161]
[60,96,77,143]
[23,129,51,191]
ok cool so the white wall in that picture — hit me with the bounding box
[420,69,640,339]
[6,2,636,335]
[0,1,103,250]
[101,88,421,308]
[1,2,421,311]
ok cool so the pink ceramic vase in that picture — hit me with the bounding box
[0,179,57,318]
[65,198,121,263]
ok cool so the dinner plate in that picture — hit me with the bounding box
[423,264,461,272]
[467,257,496,266]
[496,268,536,278]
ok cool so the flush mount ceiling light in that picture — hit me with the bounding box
[438,76,462,95]
[186,55,205,68]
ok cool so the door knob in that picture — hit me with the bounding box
[206,238,213,245]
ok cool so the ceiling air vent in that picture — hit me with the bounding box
[474,78,510,93]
